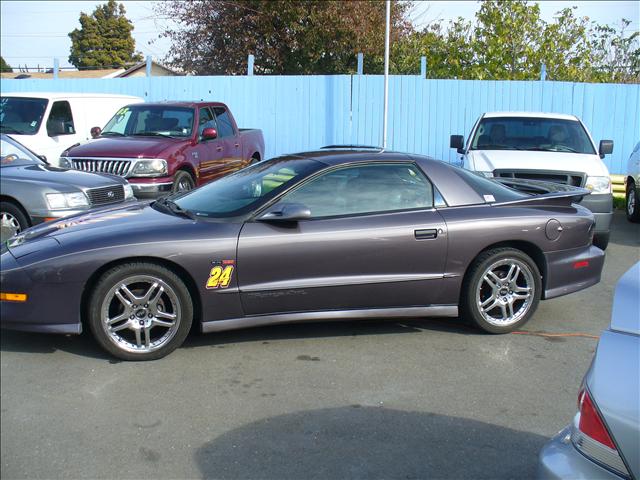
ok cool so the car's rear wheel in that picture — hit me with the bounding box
[0,201,30,243]
[172,170,195,194]
[626,181,640,223]
[88,262,193,361]
[461,248,541,333]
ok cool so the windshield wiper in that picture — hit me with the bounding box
[100,131,125,137]
[0,125,25,134]
[155,197,196,220]
[132,131,173,138]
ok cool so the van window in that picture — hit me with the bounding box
[47,101,75,137]
[0,97,48,135]
[213,107,235,138]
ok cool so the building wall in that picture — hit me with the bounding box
[1,75,638,173]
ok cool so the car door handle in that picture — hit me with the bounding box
[415,229,438,240]
[216,146,223,152]
[234,143,240,148]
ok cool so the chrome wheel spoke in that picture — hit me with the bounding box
[115,290,131,307]
[142,282,160,304]
[499,304,508,320]
[483,272,501,289]
[152,318,175,328]
[155,310,176,321]
[109,322,130,333]
[506,264,520,283]
[143,326,151,348]
[480,294,496,308]
[148,285,164,308]
[134,328,142,347]
[107,312,129,325]
[506,301,515,318]
[120,285,138,304]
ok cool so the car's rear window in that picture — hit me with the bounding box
[453,167,529,203]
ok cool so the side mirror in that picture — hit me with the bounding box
[90,126,102,138]
[258,203,311,222]
[599,140,613,158]
[47,120,66,137]
[201,128,218,140]
[450,135,465,153]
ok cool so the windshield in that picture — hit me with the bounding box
[0,97,48,135]
[1,135,44,167]
[102,105,195,138]
[172,158,322,218]
[470,117,596,154]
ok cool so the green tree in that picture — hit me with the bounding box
[156,0,413,75]
[0,56,12,73]
[68,0,142,69]
[591,19,640,83]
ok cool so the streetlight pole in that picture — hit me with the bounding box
[382,0,390,149]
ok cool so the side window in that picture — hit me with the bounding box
[108,107,133,135]
[198,107,217,138]
[213,107,235,138]
[46,101,75,136]
[279,163,434,218]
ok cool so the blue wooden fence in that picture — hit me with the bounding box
[1,75,638,173]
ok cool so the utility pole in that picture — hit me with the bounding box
[382,0,390,149]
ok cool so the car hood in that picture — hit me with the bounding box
[1,164,126,189]
[65,136,187,159]
[468,150,610,176]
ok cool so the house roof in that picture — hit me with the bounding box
[0,60,180,79]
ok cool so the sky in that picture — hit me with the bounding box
[1,0,639,71]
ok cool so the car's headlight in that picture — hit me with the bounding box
[123,183,134,200]
[585,176,611,194]
[132,159,167,176]
[58,156,72,169]
[46,192,89,209]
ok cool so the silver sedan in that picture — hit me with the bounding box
[1,134,135,242]
[538,262,639,479]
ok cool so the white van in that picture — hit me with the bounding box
[0,92,142,166]
[450,112,614,249]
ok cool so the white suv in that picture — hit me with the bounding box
[450,112,614,250]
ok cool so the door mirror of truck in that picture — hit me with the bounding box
[598,140,613,158]
[450,135,465,153]
[201,128,218,141]
[90,126,102,138]
[47,120,67,137]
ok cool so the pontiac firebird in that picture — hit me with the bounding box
[0,149,605,360]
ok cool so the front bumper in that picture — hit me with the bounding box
[0,250,83,334]
[128,177,173,199]
[543,245,605,300]
[579,193,613,233]
[538,426,623,479]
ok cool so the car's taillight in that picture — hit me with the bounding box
[571,387,630,477]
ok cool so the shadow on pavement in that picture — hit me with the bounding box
[0,330,111,361]
[610,210,640,248]
[195,406,546,479]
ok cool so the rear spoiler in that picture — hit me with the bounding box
[491,177,590,207]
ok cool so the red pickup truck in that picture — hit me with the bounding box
[60,102,265,198]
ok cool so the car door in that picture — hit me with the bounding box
[192,106,227,185]
[237,162,449,316]
[213,106,245,172]
[42,100,81,165]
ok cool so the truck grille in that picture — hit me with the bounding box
[493,169,585,187]
[71,158,131,176]
[86,185,125,206]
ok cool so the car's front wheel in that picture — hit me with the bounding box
[0,201,30,243]
[461,248,541,333]
[626,181,640,223]
[88,262,193,361]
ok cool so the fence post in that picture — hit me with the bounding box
[53,58,59,79]
[420,56,427,78]
[540,63,546,81]
[357,52,363,75]
[247,54,254,76]
[146,56,152,77]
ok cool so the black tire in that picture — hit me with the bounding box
[172,170,195,194]
[461,248,542,334]
[626,181,640,223]
[88,262,193,361]
[0,201,30,243]
[592,232,610,251]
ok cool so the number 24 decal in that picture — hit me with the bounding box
[206,265,234,289]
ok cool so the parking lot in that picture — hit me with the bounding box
[0,210,638,479]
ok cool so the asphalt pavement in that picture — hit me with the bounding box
[1,211,638,479]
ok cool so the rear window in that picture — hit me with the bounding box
[453,167,528,203]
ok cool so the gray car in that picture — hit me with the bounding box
[0,134,134,242]
[538,262,640,479]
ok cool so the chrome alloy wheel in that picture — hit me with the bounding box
[475,258,535,327]
[1,212,21,238]
[628,189,636,216]
[100,275,182,354]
